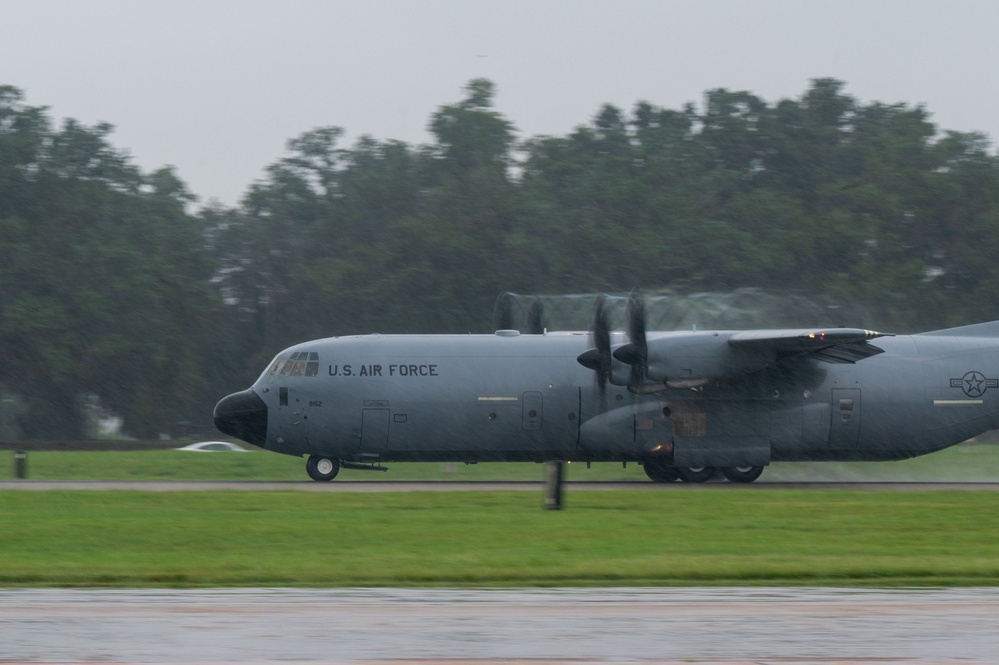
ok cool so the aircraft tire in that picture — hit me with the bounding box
[643,460,680,483]
[306,455,340,482]
[721,465,764,483]
[676,466,716,483]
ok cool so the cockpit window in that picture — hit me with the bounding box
[305,351,319,375]
[269,351,321,377]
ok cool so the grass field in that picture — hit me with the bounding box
[3,439,999,482]
[2,489,999,587]
[3,441,998,588]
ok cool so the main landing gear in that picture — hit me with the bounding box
[643,459,764,483]
[720,465,764,483]
[643,458,681,483]
[306,455,340,481]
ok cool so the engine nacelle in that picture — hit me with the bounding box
[615,332,776,387]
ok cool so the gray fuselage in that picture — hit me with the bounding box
[219,328,999,469]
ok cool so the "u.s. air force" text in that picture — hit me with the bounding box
[328,364,439,377]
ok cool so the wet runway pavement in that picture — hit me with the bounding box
[2,587,998,663]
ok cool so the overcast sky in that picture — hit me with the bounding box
[3,0,997,207]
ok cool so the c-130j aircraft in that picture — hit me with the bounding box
[214,292,999,483]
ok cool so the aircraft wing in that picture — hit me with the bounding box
[605,327,894,391]
[728,328,892,363]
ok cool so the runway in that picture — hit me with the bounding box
[2,479,999,491]
[2,587,998,663]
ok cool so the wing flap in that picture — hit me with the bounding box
[812,341,887,363]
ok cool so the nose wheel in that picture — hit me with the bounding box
[306,455,340,481]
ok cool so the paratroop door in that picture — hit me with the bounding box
[829,388,861,448]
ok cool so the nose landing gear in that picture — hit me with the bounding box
[306,455,340,481]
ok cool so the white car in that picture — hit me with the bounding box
[176,441,249,452]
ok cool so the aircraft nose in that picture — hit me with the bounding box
[213,389,268,447]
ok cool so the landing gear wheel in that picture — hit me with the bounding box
[676,466,716,483]
[721,465,764,483]
[643,459,680,483]
[306,455,340,481]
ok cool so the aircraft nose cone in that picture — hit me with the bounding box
[213,389,268,447]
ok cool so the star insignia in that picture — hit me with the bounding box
[950,371,999,398]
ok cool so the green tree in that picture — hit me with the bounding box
[0,87,216,439]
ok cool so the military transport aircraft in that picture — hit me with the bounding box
[214,293,999,483]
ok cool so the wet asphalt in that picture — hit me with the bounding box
[2,587,998,663]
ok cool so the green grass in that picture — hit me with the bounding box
[3,440,999,481]
[2,489,999,587]
[3,441,997,589]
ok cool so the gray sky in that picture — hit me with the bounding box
[3,0,997,208]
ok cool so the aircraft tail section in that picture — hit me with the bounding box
[919,320,999,337]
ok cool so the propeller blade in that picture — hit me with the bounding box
[592,294,612,391]
[525,297,545,334]
[577,294,613,394]
[625,291,648,391]
[492,291,516,331]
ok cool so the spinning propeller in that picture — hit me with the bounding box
[576,294,614,394]
[525,297,545,335]
[492,292,546,334]
[492,291,516,331]
[576,291,657,394]
[621,291,650,392]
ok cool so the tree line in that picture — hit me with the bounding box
[2,78,998,440]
